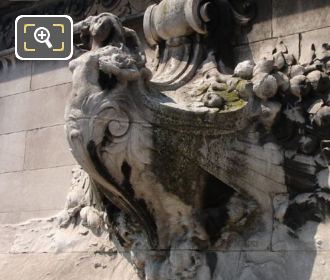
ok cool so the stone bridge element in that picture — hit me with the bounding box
[64,1,330,279]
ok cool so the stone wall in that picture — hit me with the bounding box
[0,58,87,279]
[234,0,330,64]
[0,58,75,224]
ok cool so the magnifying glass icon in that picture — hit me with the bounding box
[34,27,53,49]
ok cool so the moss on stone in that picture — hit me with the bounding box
[221,91,240,102]
[213,90,246,111]
[196,84,210,96]
[236,80,247,92]
[151,127,205,205]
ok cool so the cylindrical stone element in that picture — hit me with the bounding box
[143,0,207,46]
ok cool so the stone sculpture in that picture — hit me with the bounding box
[64,0,330,279]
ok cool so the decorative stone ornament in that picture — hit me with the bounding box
[64,1,330,279]
[143,0,208,46]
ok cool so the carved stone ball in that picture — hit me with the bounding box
[80,206,103,229]
[273,71,290,92]
[306,70,330,92]
[234,60,255,79]
[289,75,311,100]
[259,100,282,129]
[284,53,296,66]
[317,168,330,189]
[273,51,286,70]
[253,58,274,75]
[308,99,324,115]
[299,135,319,154]
[203,92,225,109]
[252,73,278,100]
[325,61,330,74]
[314,106,330,127]
[290,65,305,78]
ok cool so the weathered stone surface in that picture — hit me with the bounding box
[31,60,72,90]
[0,131,25,173]
[0,188,137,279]
[0,211,60,225]
[205,146,286,194]
[17,210,61,224]
[64,8,330,278]
[10,218,114,254]
[22,166,76,211]
[303,251,330,280]
[236,251,330,280]
[233,141,284,166]
[211,252,241,279]
[0,60,31,98]
[236,251,287,279]
[0,166,75,212]
[233,34,299,64]
[0,171,24,213]
[273,0,330,37]
[300,26,330,65]
[24,125,76,170]
[273,221,330,252]
[0,212,22,224]
[2,1,330,279]
[0,225,16,253]
[317,167,330,189]
[235,0,272,44]
[0,83,71,134]
[0,252,138,280]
